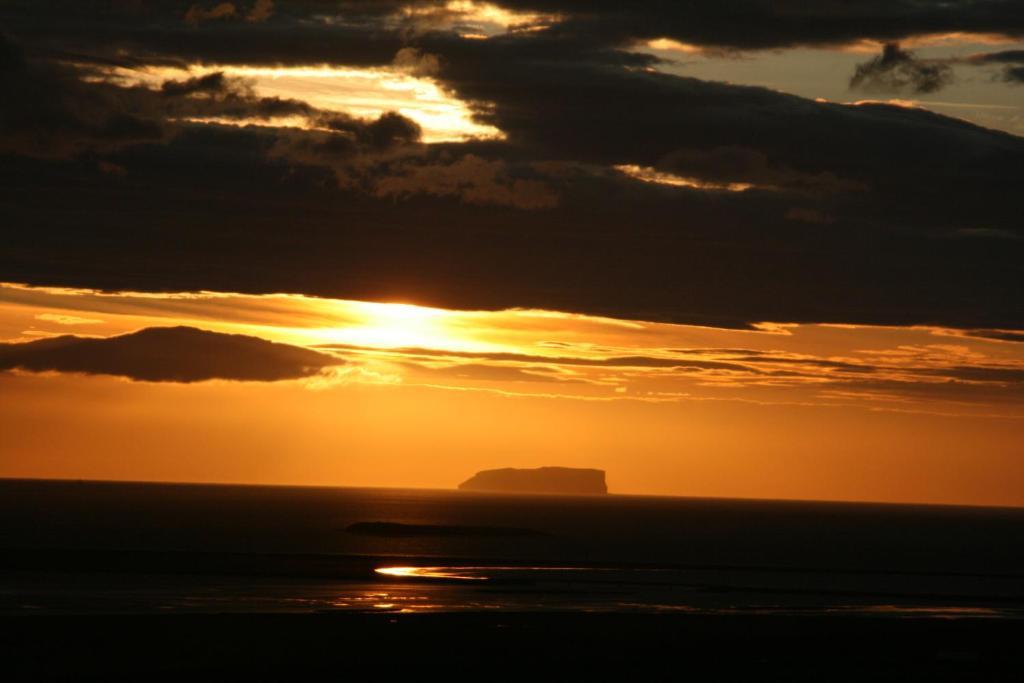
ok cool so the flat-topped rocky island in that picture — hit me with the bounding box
[458,466,608,495]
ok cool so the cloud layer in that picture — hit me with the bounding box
[0,326,342,382]
[5,284,1023,417]
[0,2,1022,330]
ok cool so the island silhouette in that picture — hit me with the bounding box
[458,467,608,495]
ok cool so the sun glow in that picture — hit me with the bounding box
[6,282,1024,421]
[320,301,459,350]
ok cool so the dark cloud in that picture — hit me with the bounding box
[0,326,342,382]
[964,49,1024,83]
[850,43,953,94]
[422,33,1018,198]
[246,0,274,24]
[324,344,757,372]
[844,43,1024,95]
[0,34,164,158]
[0,33,421,160]
[4,1,1023,62]
[155,72,320,121]
[0,2,406,68]
[185,1,275,26]
[0,5,1022,331]
[952,227,1022,241]
[1005,65,1024,83]
[657,147,866,195]
[502,1,1024,51]
[965,329,1024,343]
[967,49,1024,65]
[160,71,231,96]
[365,153,561,209]
[184,3,237,26]
[1,116,1021,329]
[922,365,1024,383]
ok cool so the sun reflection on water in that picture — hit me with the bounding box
[375,566,488,581]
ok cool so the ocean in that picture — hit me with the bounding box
[0,479,1019,618]
[2,478,1022,618]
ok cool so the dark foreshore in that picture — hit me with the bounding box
[7,611,1024,681]
[3,479,1024,680]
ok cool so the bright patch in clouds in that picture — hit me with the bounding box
[400,1,563,38]
[104,64,503,143]
[643,38,706,54]
[845,32,1022,53]
[311,301,480,351]
[615,165,754,192]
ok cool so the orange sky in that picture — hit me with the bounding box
[2,282,1023,507]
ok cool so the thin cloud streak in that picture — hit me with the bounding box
[3,284,1023,416]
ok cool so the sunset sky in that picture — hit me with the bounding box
[2,1,1023,506]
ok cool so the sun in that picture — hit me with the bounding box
[339,301,447,349]
[307,299,497,352]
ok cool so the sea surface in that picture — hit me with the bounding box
[2,479,1023,618]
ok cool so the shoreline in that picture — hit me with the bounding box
[3,476,1022,511]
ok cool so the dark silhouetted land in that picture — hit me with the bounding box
[458,466,608,495]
